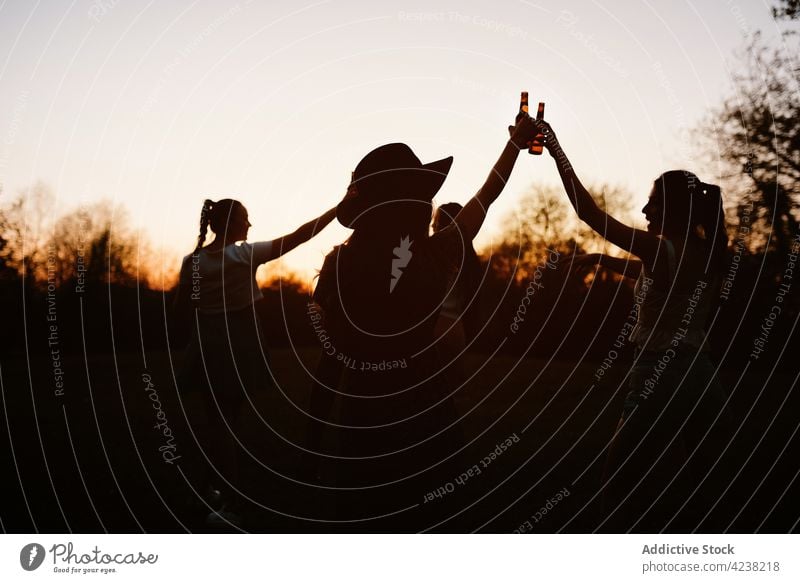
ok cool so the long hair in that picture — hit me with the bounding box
[654,170,727,274]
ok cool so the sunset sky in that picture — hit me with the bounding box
[0,0,787,283]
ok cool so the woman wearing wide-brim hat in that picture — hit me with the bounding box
[308,113,540,525]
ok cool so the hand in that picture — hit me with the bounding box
[532,120,560,156]
[508,113,539,150]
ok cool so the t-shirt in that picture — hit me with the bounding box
[179,241,273,315]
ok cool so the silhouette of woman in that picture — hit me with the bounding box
[536,122,732,531]
[431,202,481,391]
[175,198,336,526]
[309,114,539,523]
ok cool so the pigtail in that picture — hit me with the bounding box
[196,199,214,251]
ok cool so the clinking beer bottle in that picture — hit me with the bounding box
[530,101,545,155]
[519,91,529,119]
[516,91,531,150]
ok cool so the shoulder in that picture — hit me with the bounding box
[178,250,201,282]
[429,226,464,264]
[179,251,199,271]
[225,241,257,262]
[232,242,253,256]
[430,225,460,245]
[227,241,275,264]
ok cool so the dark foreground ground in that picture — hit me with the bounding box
[1,347,798,533]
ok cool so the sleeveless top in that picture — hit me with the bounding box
[629,237,716,351]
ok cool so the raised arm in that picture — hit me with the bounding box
[260,207,337,263]
[539,122,660,270]
[455,113,539,241]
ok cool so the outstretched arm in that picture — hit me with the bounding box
[455,113,539,241]
[568,253,642,279]
[259,207,337,263]
[598,254,643,278]
[540,122,660,270]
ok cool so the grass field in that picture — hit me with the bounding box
[1,347,797,533]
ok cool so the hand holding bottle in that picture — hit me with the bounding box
[509,92,546,154]
[509,112,539,150]
[529,102,545,155]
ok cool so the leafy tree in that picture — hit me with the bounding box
[48,201,146,288]
[0,182,54,283]
[700,31,799,254]
[491,183,635,282]
[773,0,800,20]
[0,187,157,289]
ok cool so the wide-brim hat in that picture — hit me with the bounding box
[337,143,453,229]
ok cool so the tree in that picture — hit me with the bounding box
[699,32,799,254]
[0,182,54,283]
[0,188,159,290]
[491,183,635,282]
[0,189,18,282]
[48,201,149,289]
[773,0,800,20]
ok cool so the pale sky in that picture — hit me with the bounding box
[0,0,786,284]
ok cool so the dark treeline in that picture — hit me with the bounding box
[3,218,796,372]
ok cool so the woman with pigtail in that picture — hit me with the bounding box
[534,120,733,531]
[175,198,336,526]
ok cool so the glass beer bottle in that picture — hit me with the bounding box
[530,101,545,155]
[516,91,531,150]
[519,91,529,119]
